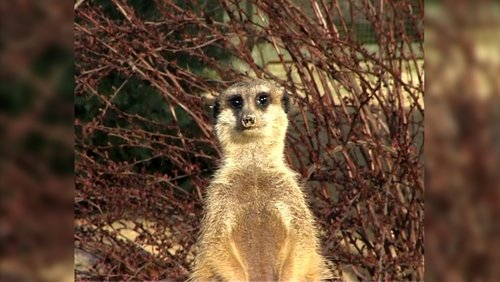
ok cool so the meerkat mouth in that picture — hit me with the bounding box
[237,124,263,132]
[241,126,259,131]
[233,127,264,139]
[239,126,265,135]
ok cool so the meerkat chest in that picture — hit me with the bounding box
[223,167,296,202]
[220,169,299,225]
[209,164,307,235]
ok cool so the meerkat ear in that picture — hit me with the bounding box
[211,99,221,122]
[281,89,291,113]
[201,91,221,122]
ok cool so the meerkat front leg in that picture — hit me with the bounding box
[222,240,248,281]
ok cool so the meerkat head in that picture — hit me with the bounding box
[210,79,290,153]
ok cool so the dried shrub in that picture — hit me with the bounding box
[75,0,424,280]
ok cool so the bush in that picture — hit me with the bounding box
[75,0,424,280]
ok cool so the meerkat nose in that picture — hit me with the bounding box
[241,114,256,128]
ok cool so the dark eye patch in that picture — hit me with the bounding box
[228,95,243,110]
[256,92,270,107]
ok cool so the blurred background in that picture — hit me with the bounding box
[0,0,497,281]
[0,1,74,281]
[425,1,500,281]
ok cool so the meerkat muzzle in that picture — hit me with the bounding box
[241,114,256,128]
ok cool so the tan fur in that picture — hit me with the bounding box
[190,79,332,281]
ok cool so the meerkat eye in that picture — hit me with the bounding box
[256,92,270,107]
[228,95,243,109]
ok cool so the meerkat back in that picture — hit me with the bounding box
[190,79,331,281]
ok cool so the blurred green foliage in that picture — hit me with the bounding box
[1,41,74,178]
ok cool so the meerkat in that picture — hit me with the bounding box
[190,79,332,281]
